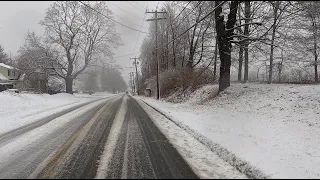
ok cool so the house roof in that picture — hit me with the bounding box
[0,63,14,70]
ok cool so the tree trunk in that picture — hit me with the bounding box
[170,22,176,68]
[187,7,202,70]
[215,1,238,92]
[278,50,283,83]
[268,30,276,84]
[268,1,279,84]
[213,40,218,83]
[237,4,243,82]
[238,44,244,81]
[313,21,319,83]
[243,1,250,83]
[182,40,186,67]
[66,76,73,94]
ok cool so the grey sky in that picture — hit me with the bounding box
[0,1,162,83]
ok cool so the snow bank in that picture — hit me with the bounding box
[186,84,219,104]
[135,97,248,179]
[139,83,320,179]
[51,93,78,100]
[74,92,116,98]
[0,98,109,167]
[164,84,219,104]
[0,91,109,134]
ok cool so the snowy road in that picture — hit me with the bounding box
[0,95,199,179]
[102,97,198,179]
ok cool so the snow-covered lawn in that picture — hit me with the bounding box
[139,83,320,179]
[0,91,114,134]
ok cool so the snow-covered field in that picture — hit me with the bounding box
[139,83,320,179]
[0,91,114,134]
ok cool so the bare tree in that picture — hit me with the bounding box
[215,1,238,92]
[40,1,121,94]
[0,45,9,64]
[16,32,57,93]
[243,1,250,83]
[296,1,320,83]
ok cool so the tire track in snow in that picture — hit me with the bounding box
[97,96,198,179]
[0,96,115,148]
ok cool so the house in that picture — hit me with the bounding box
[0,63,23,91]
[0,63,21,81]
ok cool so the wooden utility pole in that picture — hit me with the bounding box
[146,10,166,100]
[129,72,135,93]
[130,57,140,95]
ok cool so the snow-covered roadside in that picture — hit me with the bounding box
[0,98,109,166]
[135,97,247,179]
[0,91,114,134]
[139,83,320,179]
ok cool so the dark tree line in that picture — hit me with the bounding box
[138,1,320,98]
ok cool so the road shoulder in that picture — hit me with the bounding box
[134,96,248,179]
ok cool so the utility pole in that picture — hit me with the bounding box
[130,57,140,95]
[129,72,135,93]
[129,72,133,93]
[146,9,166,100]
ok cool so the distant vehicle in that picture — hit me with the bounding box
[6,89,19,93]
[84,90,94,95]
[0,83,14,92]
[48,89,62,95]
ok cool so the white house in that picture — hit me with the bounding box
[0,63,24,91]
[0,63,21,81]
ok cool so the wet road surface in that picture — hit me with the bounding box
[0,95,198,179]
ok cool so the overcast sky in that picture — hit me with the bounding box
[0,1,162,83]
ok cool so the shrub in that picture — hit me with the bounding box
[144,66,215,98]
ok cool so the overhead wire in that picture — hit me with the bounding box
[126,1,145,12]
[133,2,146,10]
[167,1,227,45]
[106,2,144,20]
[111,11,148,29]
[174,1,204,28]
[79,1,150,34]
[172,1,192,23]
[132,3,149,57]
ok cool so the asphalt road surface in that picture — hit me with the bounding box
[0,94,198,179]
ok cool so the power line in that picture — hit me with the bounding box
[79,1,149,34]
[173,1,192,23]
[132,3,148,56]
[145,10,167,100]
[106,2,144,20]
[129,3,148,96]
[126,1,145,12]
[133,2,146,10]
[174,1,203,28]
[111,11,148,29]
[168,1,227,45]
